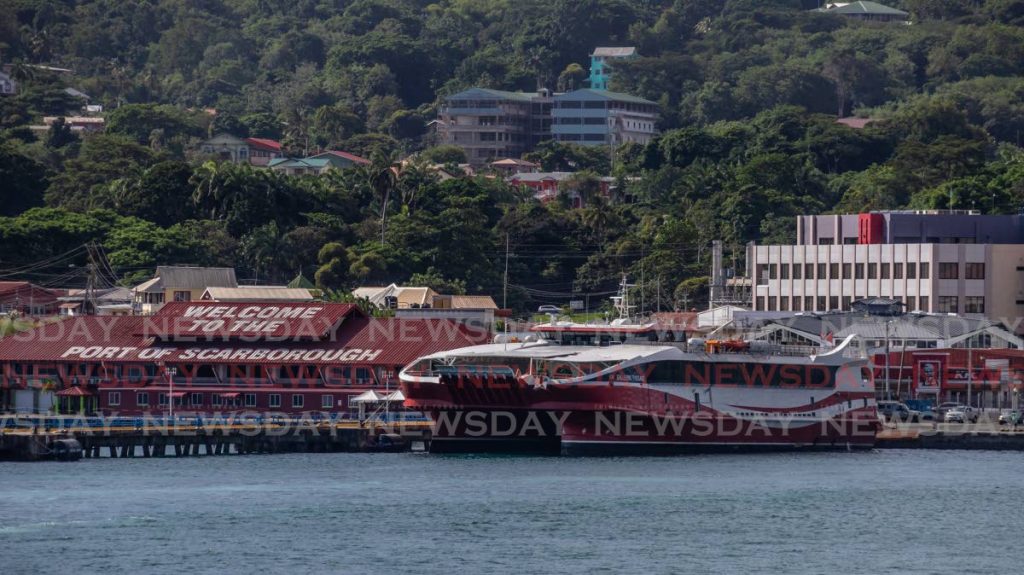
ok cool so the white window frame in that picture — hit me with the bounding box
[108,391,121,406]
[245,393,257,407]
[136,392,149,406]
[321,395,334,409]
[269,394,281,408]
[292,394,304,408]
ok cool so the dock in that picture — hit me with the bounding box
[0,416,432,461]
[877,424,1024,450]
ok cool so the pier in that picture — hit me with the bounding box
[0,415,432,461]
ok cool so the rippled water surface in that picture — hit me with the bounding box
[2,450,1021,574]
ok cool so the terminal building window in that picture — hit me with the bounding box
[757,264,769,285]
[830,296,839,310]
[805,264,814,279]
[779,297,789,311]
[842,296,851,310]
[920,262,930,279]
[881,263,890,279]
[939,263,959,279]
[893,263,904,279]
[842,264,852,279]
[906,296,916,311]
[792,297,801,312]
[792,264,801,280]
[805,296,813,311]
[868,263,877,279]
[965,296,985,313]
[937,296,958,313]
[780,264,789,280]
[966,263,985,279]
[907,263,917,279]
[919,296,929,311]
[818,263,826,279]
[855,263,864,279]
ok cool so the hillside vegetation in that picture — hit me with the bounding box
[2,0,1024,310]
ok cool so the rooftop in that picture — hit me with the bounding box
[817,1,909,16]
[555,89,657,106]
[134,266,237,293]
[591,47,637,58]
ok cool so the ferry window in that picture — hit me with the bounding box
[108,391,121,406]
[269,394,282,408]
[322,395,334,409]
[292,394,304,408]
[245,393,256,407]
[649,361,685,384]
[136,392,149,406]
[881,263,890,279]
[191,392,203,405]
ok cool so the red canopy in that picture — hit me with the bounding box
[56,386,93,397]
[220,392,240,399]
[169,391,187,398]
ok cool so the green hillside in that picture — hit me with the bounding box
[1,0,1023,311]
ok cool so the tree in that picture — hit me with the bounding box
[557,63,586,91]
[420,145,467,165]
[315,242,350,290]
[46,117,78,148]
[0,144,47,216]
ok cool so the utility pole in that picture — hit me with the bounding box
[503,233,509,309]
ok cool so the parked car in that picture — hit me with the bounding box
[877,401,921,422]
[904,400,936,421]
[937,403,979,423]
[944,408,969,423]
[537,305,561,314]
[998,410,1023,427]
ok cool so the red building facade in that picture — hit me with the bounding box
[0,302,488,416]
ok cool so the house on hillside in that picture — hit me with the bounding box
[268,150,370,176]
[490,158,539,176]
[507,171,615,207]
[132,266,238,315]
[816,1,909,22]
[0,282,61,316]
[197,133,284,166]
[552,89,659,147]
[57,287,133,317]
[589,47,637,90]
[200,287,314,303]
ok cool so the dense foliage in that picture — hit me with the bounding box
[2,0,1024,311]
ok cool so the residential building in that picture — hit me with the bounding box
[489,158,540,176]
[815,1,910,22]
[437,88,554,165]
[41,116,105,133]
[200,287,314,303]
[352,285,440,309]
[268,150,370,176]
[589,47,637,90]
[198,133,284,166]
[132,266,238,315]
[0,282,61,316]
[751,211,1024,331]
[396,295,501,332]
[551,89,658,147]
[57,287,133,317]
[507,171,614,207]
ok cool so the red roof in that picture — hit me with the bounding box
[245,138,282,152]
[322,150,371,165]
[0,314,489,367]
[56,386,93,397]
[145,302,361,341]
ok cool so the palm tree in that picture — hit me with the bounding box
[366,159,398,246]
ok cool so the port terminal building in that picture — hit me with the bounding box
[0,301,488,416]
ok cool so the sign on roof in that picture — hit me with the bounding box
[144,302,360,341]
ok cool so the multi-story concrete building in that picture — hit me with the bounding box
[751,211,1024,330]
[438,87,658,163]
[589,47,636,90]
[437,88,553,164]
[551,89,658,147]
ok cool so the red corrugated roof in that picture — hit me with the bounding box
[323,150,371,165]
[0,314,489,366]
[145,302,361,341]
[245,137,282,151]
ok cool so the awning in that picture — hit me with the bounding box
[349,390,383,404]
[219,392,240,399]
[383,390,405,402]
[56,386,93,397]
[169,391,187,398]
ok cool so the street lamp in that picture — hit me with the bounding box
[166,366,178,425]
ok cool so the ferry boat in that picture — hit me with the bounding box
[400,282,879,455]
